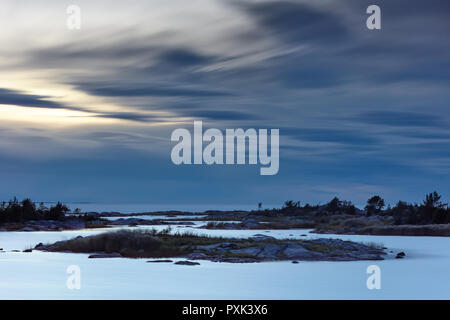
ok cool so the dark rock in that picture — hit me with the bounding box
[395,252,406,259]
[231,247,261,256]
[174,260,200,266]
[251,234,276,241]
[256,244,282,260]
[292,260,299,264]
[34,243,44,249]
[147,259,173,263]
[186,253,208,260]
[20,227,35,232]
[23,249,33,253]
[283,244,324,260]
[88,253,122,258]
[217,257,259,263]
[221,243,239,250]
[243,222,260,228]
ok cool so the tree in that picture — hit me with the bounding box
[48,202,69,220]
[423,191,445,208]
[421,192,447,224]
[0,198,69,223]
[281,200,301,215]
[365,195,385,216]
[326,197,341,214]
[283,200,300,208]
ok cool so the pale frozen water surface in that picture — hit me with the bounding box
[103,215,207,221]
[0,224,449,299]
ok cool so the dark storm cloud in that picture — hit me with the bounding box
[157,48,215,67]
[0,88,74,110]
[0,88,165,123]
[85,132,154,143]
[178,109,259,121]
[27,38,217,70]
[73,82,232,98]
[356,111,447,128]
[92,112,162,123]
[241,1,349,44]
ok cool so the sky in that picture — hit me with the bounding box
[0,0,449,208]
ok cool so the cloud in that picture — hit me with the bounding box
[356,111,447,128]
[157,48,216,68]
[0,88,74,110]
[73,82,232,98]
[179,109,259,121]
[0,88,165,123]
[241,1,349,45]
[283,127,379,146]
[92,112,163,123]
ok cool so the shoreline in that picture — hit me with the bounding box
[1,210,449,237]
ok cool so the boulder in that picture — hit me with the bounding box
[251,234,276,241]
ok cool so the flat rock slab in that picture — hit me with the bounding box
[174,260,200,266]
[146,259,173,263]
[88,253,122,259]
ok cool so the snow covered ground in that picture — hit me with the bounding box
[0,225,449,299]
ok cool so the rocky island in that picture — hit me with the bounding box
[35,229,386,263]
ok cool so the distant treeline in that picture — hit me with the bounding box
[267,191,450,225]
[1,192,450,226]
[0,198,70,223]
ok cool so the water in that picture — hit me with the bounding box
[44,203,264,214]
[103,215,207,221]
[0,224,449,299]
